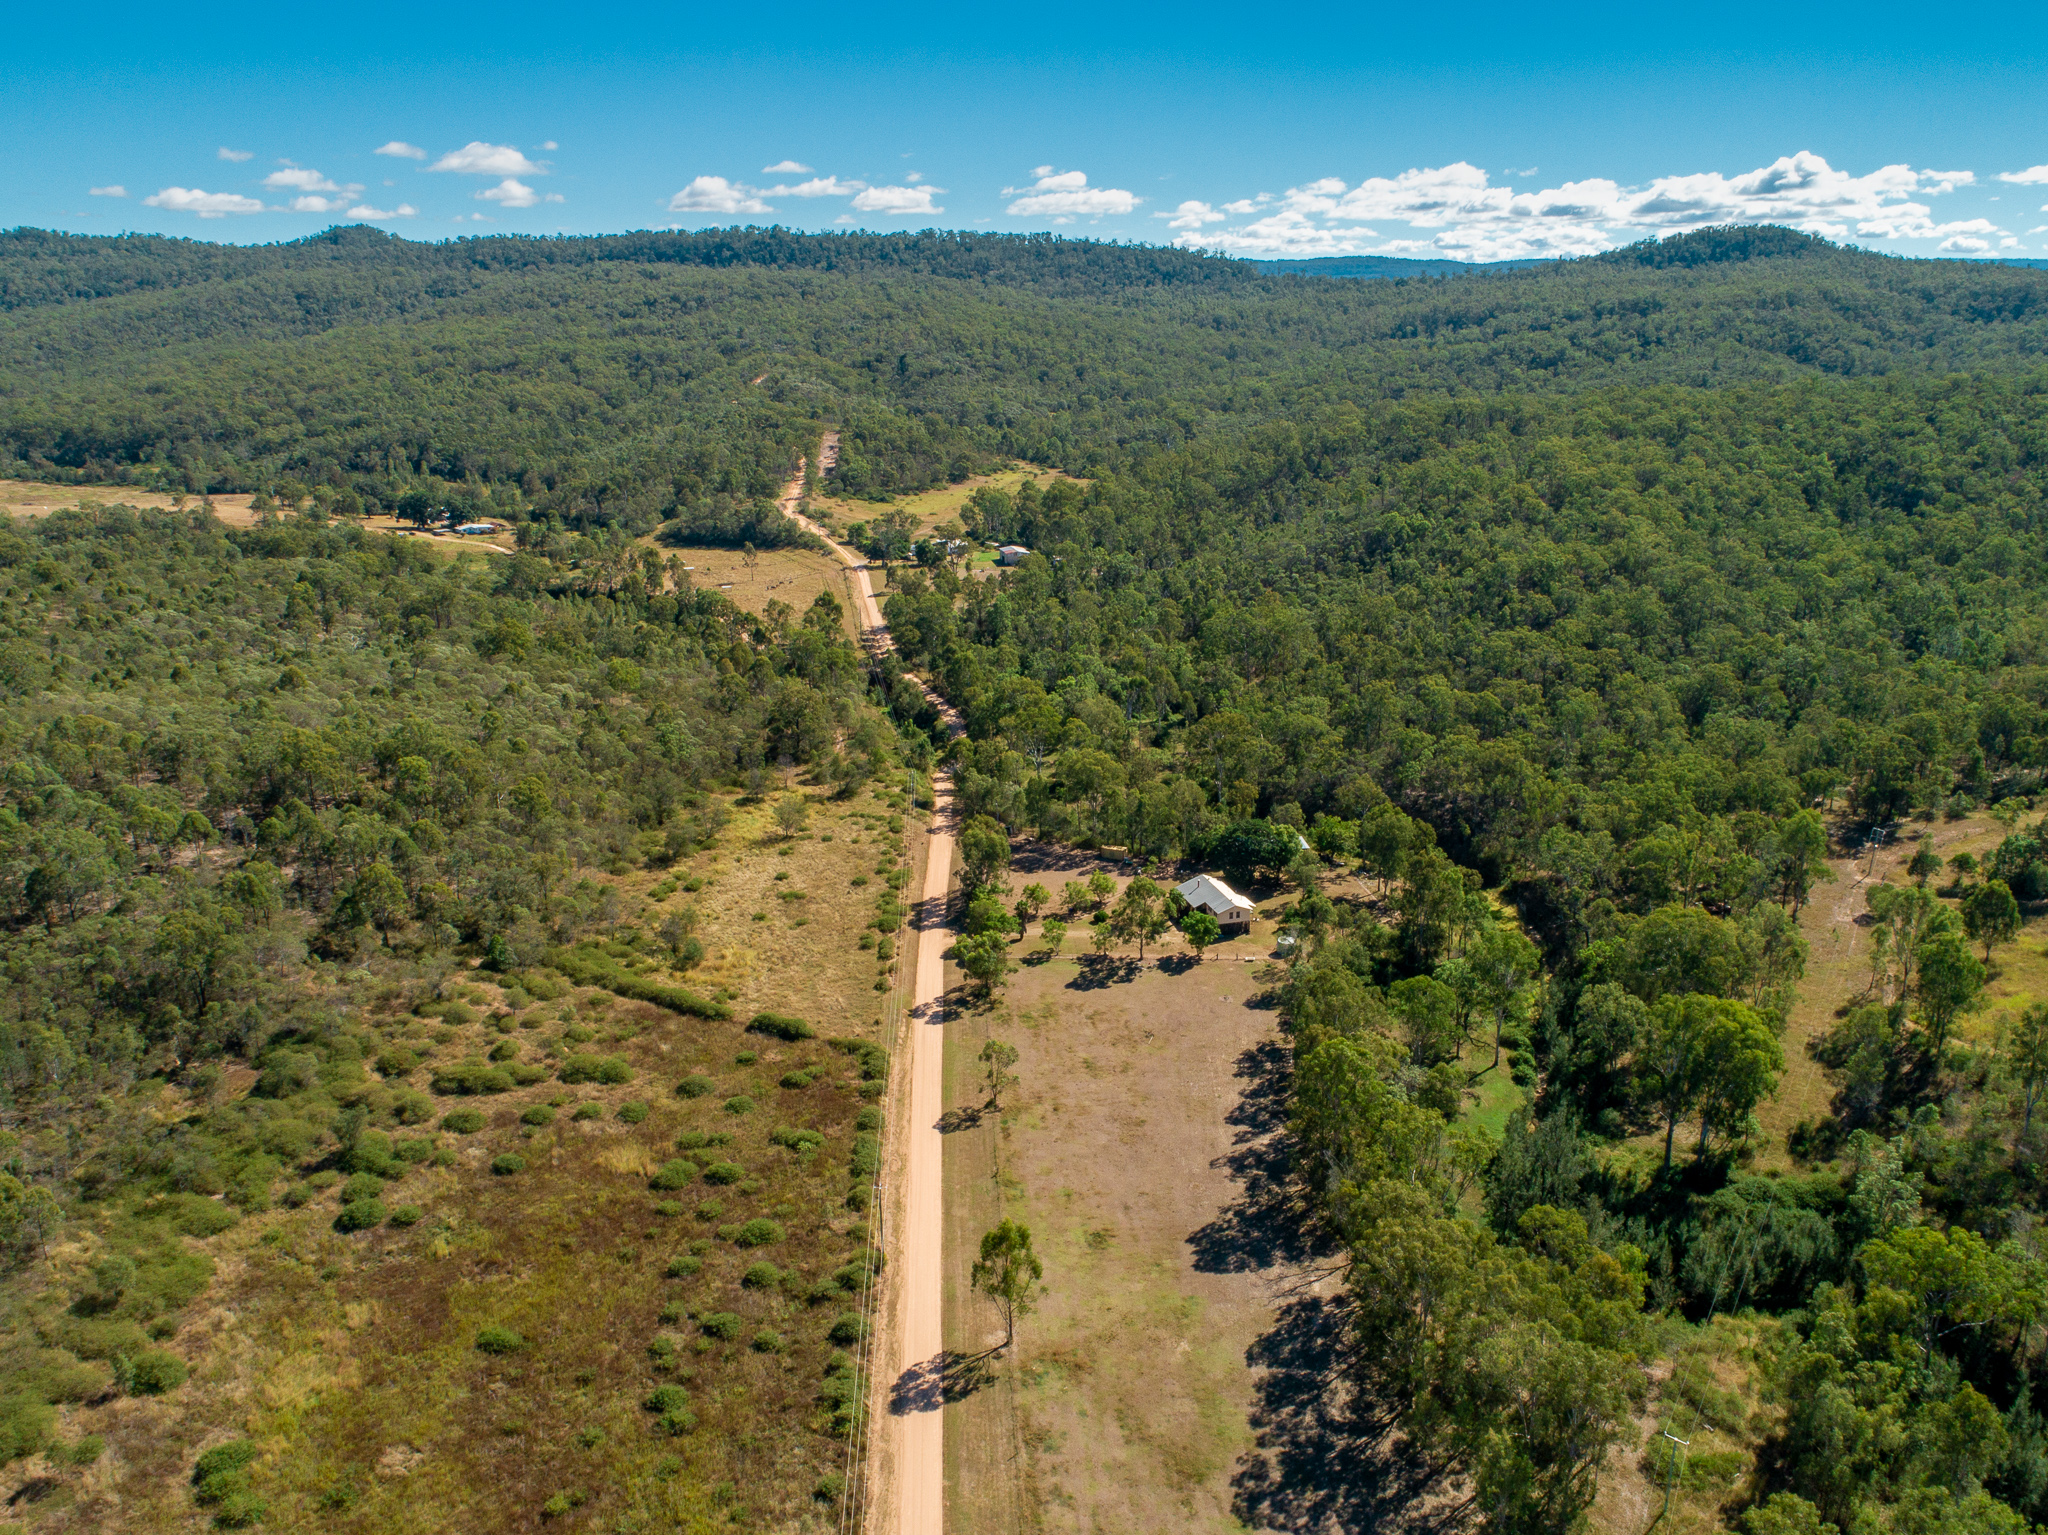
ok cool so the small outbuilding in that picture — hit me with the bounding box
[1174,874,1257,933]
[454,522,499,536]
[997,544,1029,566]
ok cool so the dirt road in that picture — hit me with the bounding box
[778,434,953,1534]
[779,432,889,641]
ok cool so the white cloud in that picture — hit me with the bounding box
[540,140,558,151]
[1003,168,1140,218]
[264,167,355,193]
[375,141,427,160]
[1506,166,1538,178]
[905,171,923,183]
[852,184,944,215]
[1941,234,1991,252]
[429,142,546,176]
[833,213,856,224]
[668,176,774,214]
[1155,200,1224,229]
[1997,166,2048,185]
[763,160,812,174]
[143,186,265,218]
[89,185,126,198]
[1177,151,1999,262]
[217,147,253,162]
[771,176,865,197]
[476,178,562,208]
[347,203,416,220]
[289,196,346,212]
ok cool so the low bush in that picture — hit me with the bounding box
[828,1313,868,1345]
[431,1061,514,1095]
[644,1384,691,1414]
[771,1125,825,1153]
[193,1440,258,1501]
[731,1218,785,1248]
[125,1348,188,1395]
[752,1330,786,1353]
[618,1100,649,1124]
[828,1037,889,1082]
[653,1200,683,1217]
[546,945,729,1019]
[571,1103,602,1121]
[650,1160,699,1191]
[389,1205,423,1227]
[521,1105,557,1127]
[696,1200,724,1221]
[702,1161,744,1185]
[850,1133,881,1179]
[855,1106,882,1132]
[508,1063,550,1086]
[779,1071,815,1089]
[490,1154,527,1176]
[441,1108,486,1133]
[666,1254,702,1278]
[677,1130,730,1150]
[475,1326,525,1355]
[559,1054,633,1085]
[375,1047,419,1077]
[742,1262,783,1289]
[724,1096,756,1116]
[342,1172,386,1204]
[698,1312,741,1340]
[748,1011,815,1042]
[488,1039,520,1063]
[334,1199,386,1233]
[676,1075,715,1098]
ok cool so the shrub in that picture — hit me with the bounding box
[748,1011,816,1041]
[440,1108,485,1133]
[677,1130,730,1150]
[342,1172,386,1204]
[752,1330,786,1353]
[731,1218,785,1248]
[734,1051,757,1065]
[650,1160,699,1191]
[341,1131,397,1177]
[213,1491,269,1528]
[771,1125,825,1153]
[0,1394,53,1462]
[490,1154,527,1176]
[67,1434,105,1466]
[521,1105,557,1126]
[395,1136,434,1163]
[723,1096,756,1116]
[779,1071,815,1089]
[742,1262,783,1289]
[696,1200,724,1221]
[698,1311,741,1339]
[815,1471,845,1502]
[702,1161,744,1185]
[508,1063,550,1086]
[431,1061,514,1095]
[676,1075,715,1098]
[193,1440,259,1493]
[389,1205,423,1227]
[617,1100,649,1124]
[475,1326,525,1355]
[563,1024,595,1044]
[375,1047,419,1077]
[828,1313,868,1345]
[850,1133,881,1179]
[653,1200,683,1217]
[126,1348,188,1395]
[855,1106,882,1132]
[545,944,729,1018]
[488,1039,520,1063]
[571,1102,602,1121]
[828,1037,889,1082]
[644,1384,691,1414]
[559,1054,632,1085]
[666,1254,703,1278]
[334,1199,386,1233]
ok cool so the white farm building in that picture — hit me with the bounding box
[1174,874,1257,933]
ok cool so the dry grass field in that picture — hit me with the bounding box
[4,781,918,1535]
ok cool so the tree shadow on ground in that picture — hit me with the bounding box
[937,1104,988,1134]
[1231,1296,1461,1533]
[887,1348,1000,1415]
[1187,1038,1323,1275]
[1064,954,1142,992]
[1186,1039,1464,1531]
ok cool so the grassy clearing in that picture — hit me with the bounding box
[637,542,866,641]
[13,781,919,1533]
[805,466,1086,544]
[940,866,1295,1534]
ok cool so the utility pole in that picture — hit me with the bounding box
[1658,1429,1690,1527]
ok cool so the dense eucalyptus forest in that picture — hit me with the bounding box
[3,219,2048,1532]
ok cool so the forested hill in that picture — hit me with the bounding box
[1,224,2045,522]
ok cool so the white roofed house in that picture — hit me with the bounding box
[1174,874,1257,933]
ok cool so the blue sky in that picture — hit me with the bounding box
[7,0,2048,261]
